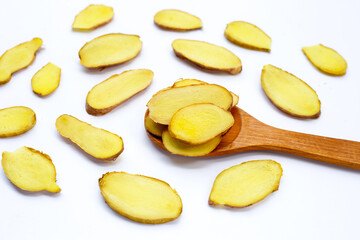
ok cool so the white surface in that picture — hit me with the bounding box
[0,0,359,239]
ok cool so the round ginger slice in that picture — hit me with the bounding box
[154,9,202,31]
[209,160,283,208]
[79,33,142,68]
[172,39,242,74]
[2,146,61,193]
[172,78,205,88]
[99,172,182,224]
[261,64,321,118]
[31,62,61,96]
[169,103,234,145]
[145,115,167,137]
[302,44,347,76]
[72,4,114,31]
[0,106,36,137]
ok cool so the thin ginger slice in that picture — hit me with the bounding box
[79,33,142,68]
[31,63,61,96]
[86,69,153,115]
[209,160,282,208]
[0,38,42,84]
[230,92,239,108]
[261,64,321,118]
[147,84,233,125]
[55,114,123,160]
[162,130,221,157]
[154,9,202,31]
[225,21,271,52]
[169,103,234,144]
[73,4,114,31]
[2,146,60,193]
[99,171,182,224]
[0,106,36,137]
[145,115,167,137]
[172,39,242,74]
[172,78,205,88]
[302,44,347,76]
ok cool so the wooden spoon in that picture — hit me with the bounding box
[146,107,360,169]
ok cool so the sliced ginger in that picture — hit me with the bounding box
[145,115,167,137]
[0,38,42,84]
[302,44,347,76]
[209,160,282,208]
[31,63,61,96]
[169,103,234,144]
[172,39,242,74]
[230,92,239,108]
[2,146,60,193]
[79,33,142,68]
[73,4,114,31]
[261,64,321,118]
[147,84,233,125]
[225,21,271,52]
[0,106,36,137]
[99,171,182,224]
[86,69,153,115]
[154,9,202,31]
[55,114,123,160]
[172,78,205,88]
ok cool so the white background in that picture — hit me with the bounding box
[0,0,359,239]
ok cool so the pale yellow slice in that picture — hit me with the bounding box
[225,21,271,52]
[145,115,167,137]
[55,114,123,160]
[147,84,233,125]
[73,4,114,31]
[0,106,36,137]
[302,44,347,76]
[162,130,221,157]
[230,92,239,108]
[169,103,234,144]
[2,146,60,193]
[209,160,282,208]
[172,39,242,74]
[0,38,42,84]
[86,69,153,115]
[261,64,321,118]
[154,9,202,31]
[172,78,205,87]
[79,33,142,68]
[99,171,182,224]
[31,63,61,96]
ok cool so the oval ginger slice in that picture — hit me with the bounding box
[225,21,271,52]
[209,160,282,208]
[55,114,123,160]
[73,4,114,31]
[79,33,142,68]
[99,172,182,224]
[172,39,242,74]
[302,44,347,76]
[0,38,42,84]
[31,63,61,96]
[145,115,167,137]
[2,146,60,193]
[0,106,36,137]
[261,64,321,118]
[86,69,153,115]
[154,9,202,31]
[169,103,234,144]
[172,78,205,88]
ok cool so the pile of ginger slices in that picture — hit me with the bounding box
[145,79,238,156]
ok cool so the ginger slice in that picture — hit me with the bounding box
[172,39,242,74]
[230,92,239,108]
[172,78,205,88]
[79,33,142,68]
[147,84,233,125]
[0,38,42,84]
[31,63,61,96]
[99,171,182,224]
[209,160,282,208]
[86,69,153,115]
[302,44,347,76]
[162,130,221,157]
[154,9,202,31]
[2,146,60,193]
[261,64,321,118]
[225,21,271,52]
[0,106,36,137]
[145,115,167,137]
[169,103,234,144]
[55,114,123,160]
[73,4,114,31]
